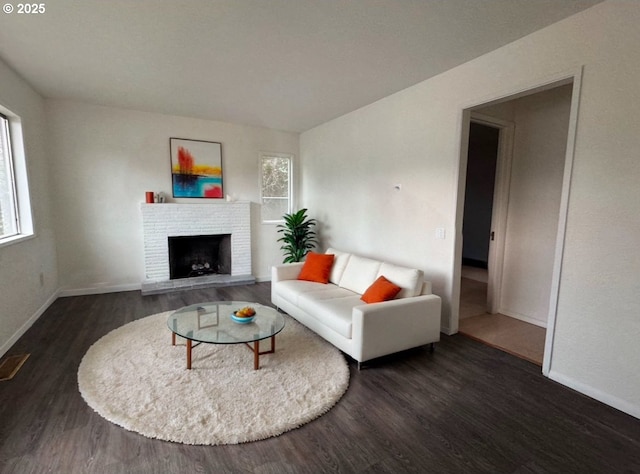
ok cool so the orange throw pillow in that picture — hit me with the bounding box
[361,275,402,303]
[298,252,335,284]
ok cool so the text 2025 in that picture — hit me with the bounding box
[17,3,46,14]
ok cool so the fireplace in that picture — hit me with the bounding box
[140,202,254,294]
[168,234,231,280]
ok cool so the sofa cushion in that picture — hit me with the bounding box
[338,255,382,295]
[298,293,362,339]
[325,248,351,285]
[361,275,402,303]
[302,285,359,301]
[274,280,328,306]
[376,262,424,298]
[298,252,334,283]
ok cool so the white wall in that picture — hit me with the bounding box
[479,85,572,327]
[0,58,59,356]
[46,100,298,292]
[300,1,640,418]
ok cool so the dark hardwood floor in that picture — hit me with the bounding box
[1,282,639,473]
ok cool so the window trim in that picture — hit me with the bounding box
[0,112,19,237]
[259,151,293,224]
[0,106,34,247]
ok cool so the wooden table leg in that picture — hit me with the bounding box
[254,339,260,370]
[186,339,192,370]
[172,332,176,346]
[244,336,280,370]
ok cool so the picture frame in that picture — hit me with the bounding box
[170,138,223,198]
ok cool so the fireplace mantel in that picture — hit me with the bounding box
[140,202,253,292]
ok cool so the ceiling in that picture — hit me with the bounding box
[0,0,602,133]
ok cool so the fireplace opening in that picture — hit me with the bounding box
[168,234,231,280]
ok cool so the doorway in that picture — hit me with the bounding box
[459,118,547,366]
[456,81,576,367]
[462,122,499,273]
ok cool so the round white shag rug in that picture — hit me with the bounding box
[78,311,349,445]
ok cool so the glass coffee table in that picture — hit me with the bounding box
[167,301,285,370]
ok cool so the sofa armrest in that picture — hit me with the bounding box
[272,262,304,282]
[351,294,442,362]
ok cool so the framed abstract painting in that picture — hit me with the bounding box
[170,138,223,198]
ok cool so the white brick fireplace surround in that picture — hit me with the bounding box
[140,202,254,294]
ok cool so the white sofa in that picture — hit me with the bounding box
[271,248,441,366]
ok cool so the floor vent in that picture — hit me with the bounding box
[0,353,30,381]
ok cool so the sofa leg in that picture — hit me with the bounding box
[429,343,435,353]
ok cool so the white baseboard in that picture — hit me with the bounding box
[548,370,640,420]
[498,308,547,328]
[0,289,60,358]
[255,275,271,283]
[441,325,456,336]
[59,283,141,297]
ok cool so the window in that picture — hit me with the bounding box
[0,108,32,245]
[260,152,292,223]
[0,113,18,239]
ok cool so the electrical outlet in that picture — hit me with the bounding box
[39,272,44,286]
[435,228,446,240]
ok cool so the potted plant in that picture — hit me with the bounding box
[277,208,318,263]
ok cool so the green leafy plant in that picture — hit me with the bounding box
[277,208,318,263]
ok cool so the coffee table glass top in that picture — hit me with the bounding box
[167,301,285,345]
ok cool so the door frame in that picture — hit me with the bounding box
[453,67,583,376]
